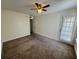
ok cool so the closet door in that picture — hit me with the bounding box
[60,16,76,43]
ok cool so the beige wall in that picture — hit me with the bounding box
[1,9,30,42]
[33,8,77,40]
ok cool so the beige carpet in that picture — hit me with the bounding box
[2,34,76,59]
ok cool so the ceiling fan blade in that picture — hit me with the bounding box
[43,4,50,8]
[35,3,39,7]
[42,9,47,11]
[30,8,36,10]
[39,4,42,8]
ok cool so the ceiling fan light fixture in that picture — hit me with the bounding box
[37,9,42,13]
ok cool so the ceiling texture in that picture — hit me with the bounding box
[2,0,77,16]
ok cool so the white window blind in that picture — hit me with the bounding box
[60,16,76,42]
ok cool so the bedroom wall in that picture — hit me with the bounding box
[33,8,77,40]
[1,9,30,42]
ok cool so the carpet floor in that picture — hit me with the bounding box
[2,34,76,59]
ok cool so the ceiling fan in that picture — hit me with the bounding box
[31,3,50,13]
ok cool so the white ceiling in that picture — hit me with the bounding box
[2,0,77,16]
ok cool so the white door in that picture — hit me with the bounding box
[60,16,76,43]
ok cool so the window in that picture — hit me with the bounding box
[60,16,76,42]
